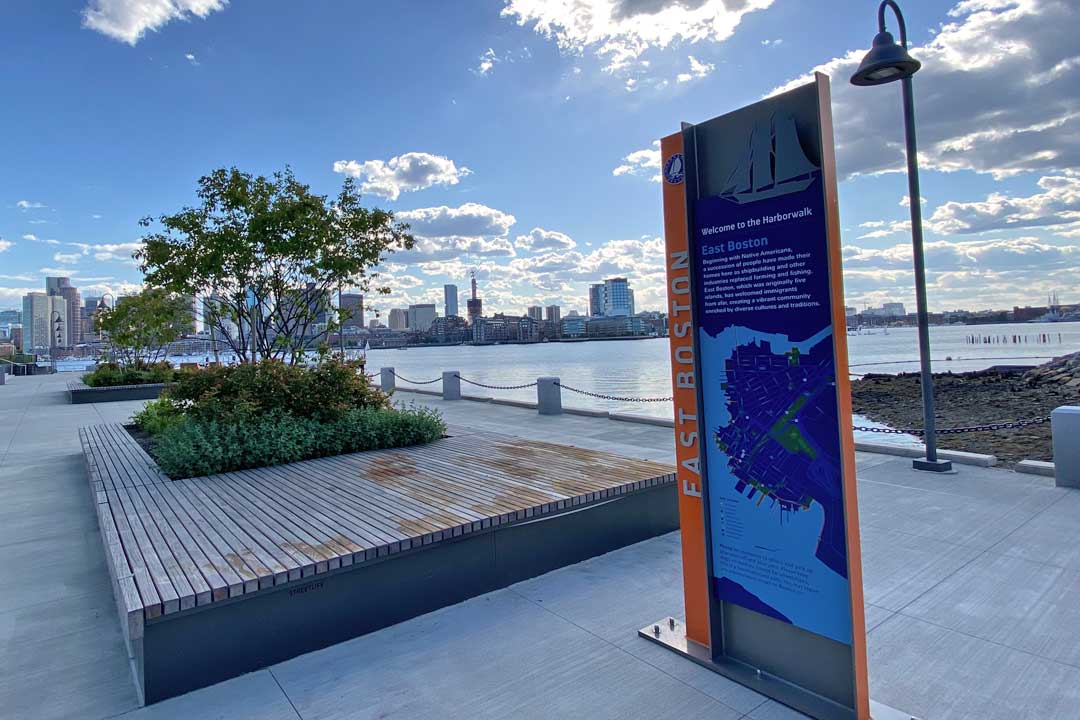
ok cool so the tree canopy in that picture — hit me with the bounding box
[95,288,192,367]
[136,166,413,363]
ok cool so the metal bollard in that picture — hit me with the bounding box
[380,367,395,393]
[443,371,461,401]
[1052,406,1080,488]
[537,377,561,415]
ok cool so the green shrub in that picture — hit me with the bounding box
[133,398,185,436]
[82,363,124,387]
[150,405,445,479]
[163,358,388,424]
[83,361,178,387]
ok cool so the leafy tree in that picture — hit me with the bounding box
[95,288,192,367]
[136,167,413,364]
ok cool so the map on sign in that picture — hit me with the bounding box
[700,324,852,645]
[714,328,846,578]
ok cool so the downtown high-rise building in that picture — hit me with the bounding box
[444,284,458,318]
[339,293,364,330]
[588,284,604,317]
[408,304,437,333]
[467,275,482,325]
[21,292,68,351]
[544,305,561,324]
[526,306,543,323]
[387,308,408,331]
[46,276,81,346]
[588,278,635,318]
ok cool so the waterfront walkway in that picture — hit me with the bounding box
[2,374,1079,719]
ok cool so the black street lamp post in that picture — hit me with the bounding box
[851,0,952,472]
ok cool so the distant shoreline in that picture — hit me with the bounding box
[383,335,665,350]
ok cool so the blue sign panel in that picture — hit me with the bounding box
[692,109,852,645]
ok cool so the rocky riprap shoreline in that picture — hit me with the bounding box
[850,351,1080,466]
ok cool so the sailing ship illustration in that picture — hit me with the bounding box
[720,111,819,204]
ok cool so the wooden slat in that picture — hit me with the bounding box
[84,422,675,620]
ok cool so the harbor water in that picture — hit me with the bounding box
[52,321,1080,442]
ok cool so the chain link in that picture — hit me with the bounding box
[853,415,1050,437]
[385,369,1050,435]
[457,375,538,391]
[554,381,673,403]
[390,370,442,385]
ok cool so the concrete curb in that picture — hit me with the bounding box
[401,388,441,397]
[1016,460,1055,478]
[854,440,997,467]
[610,412,675,428]
[490,398,538,410]
[563,406,613,419]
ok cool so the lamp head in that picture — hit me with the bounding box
[850,30,921,86]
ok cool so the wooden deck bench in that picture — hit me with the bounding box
[80,423,678,704]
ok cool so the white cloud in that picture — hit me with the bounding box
[0,239,12,253]
[332,152,472,201]
[398,203,515,239]
[67,241,144,264]
[675,54,713,83]
[82,0,228,46]
[771,0,1080,180]
[613,139,661,181]
[856,219,911,239]
[184,52,199,65]
[516,227,577,252]
[16,200,45,210]
[761,38,782,47]
[394,203,518,262]
[476,48,497,75]
[0,287,42,307]
[841,236,1080,310]
[900,195,927,207]
[927,173,1080,235]
[471,46,532,76]
[53,252,82,265]
[502,0,772,73]
[22,234,60,246]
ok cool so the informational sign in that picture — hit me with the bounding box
[649,74,871,720]
[694,106,853,645]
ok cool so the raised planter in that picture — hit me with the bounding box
[80,423,679,705]
[68,381,170,404]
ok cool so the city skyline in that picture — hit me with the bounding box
[1,2,1078,316]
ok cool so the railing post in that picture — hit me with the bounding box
[538,376,561,415]
[380,367,395,393]
[1052,406,1080,488]
[443,371,461,401]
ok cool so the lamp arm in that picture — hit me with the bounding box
[877,0,909,48]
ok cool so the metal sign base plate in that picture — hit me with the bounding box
[638,618,919,720]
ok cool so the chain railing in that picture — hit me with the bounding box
[554,381,672,403]
[383,367,1051,435]
[457,375,538,391]
[852,416,1050,437]
[390,370,442,385]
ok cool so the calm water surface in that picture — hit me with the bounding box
[54,321,1079,439]
[368,321,1080,423]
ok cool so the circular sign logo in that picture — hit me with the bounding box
[664,153,685,184]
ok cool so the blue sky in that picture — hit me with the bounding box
[1,0,1077,316]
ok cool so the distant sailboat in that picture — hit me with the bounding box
[721,112,819,204]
